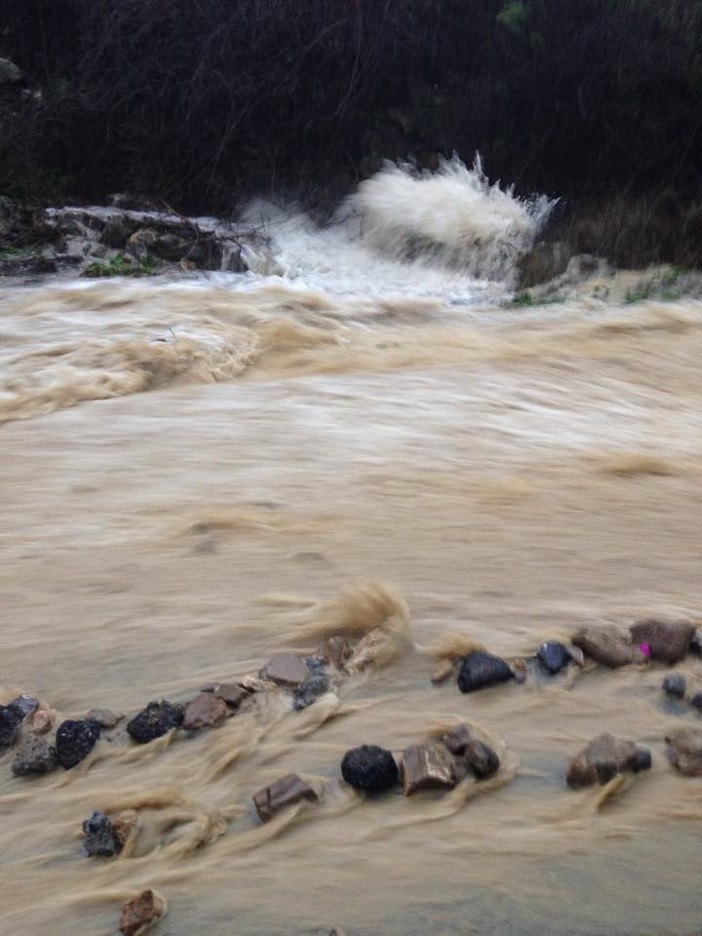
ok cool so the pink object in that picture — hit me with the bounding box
[639,642,652,658]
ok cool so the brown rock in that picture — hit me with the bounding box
[430,659,456,684]
[239,675,277,693]
[345,627,386,673]
[253,773,319,822]
[86,708,122,729]
[258,654,309,689]
[182,692,228,730]
[322,635,353,670]
[119,888,167,936]
[630,617,695,665]
[400,742,458,795]
[665,728,702,775]
[440,724,500,780]
[571,626,634,667]
[566,733,652,788]
[30,709,53,734]
[112,811,139,850]
[210,683,248,711]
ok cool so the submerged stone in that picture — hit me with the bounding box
[456,651,513,693]
[341,744,399,793]
[536,641,572,675]
[119,888,167,936]
[82,810,121,858]
[182,692,228,730]
[293,673,329,710]
[55,719,101,769]
[252,772,319,822]
[127,700,183,744]
[566,733,652,788]
[662,674,687,699]
[440,724,500,780]
[665,728,702,775]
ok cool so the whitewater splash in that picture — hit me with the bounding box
[241,154,555,295]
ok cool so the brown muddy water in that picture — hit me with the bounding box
[1,279,701,936]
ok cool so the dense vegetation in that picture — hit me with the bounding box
[2,0,701,265]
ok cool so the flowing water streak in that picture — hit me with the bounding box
[1,160,702,935]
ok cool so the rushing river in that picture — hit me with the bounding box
[1,161,701,935]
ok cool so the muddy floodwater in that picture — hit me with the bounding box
[1,270,701,936]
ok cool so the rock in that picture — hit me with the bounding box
[665,728,702,775]
[252,772,319,822]
[55,719,101,769]
[345,627,387,673]
[293,673,330,711]
[239,675,278,694]
[119,888,167,936]
[662,674,687,698]
[690,692,702,711]
[182,692,228,730]
[0,58,22,84]
[399,742,458,795]
[456,651,513,693]
[151,233,187,262]
[126,700,183,744]
[440,725,500,780]
[209,683,249,711]
[12,736,58,776]
[86,708,122,729]
[630,617,695,666]
[566,733,652,788]
[101,219,132,249]
[430,658,456,684]
[341,744,399,793]
[30,709,54,734]
[571,625,634,668]
[259,653,310,689]
[82,811,121,858]
[112,812,139,850]
[0,694,39,748]
[126,228,158,260]
[536,641,572,675]
[322,635,353,670]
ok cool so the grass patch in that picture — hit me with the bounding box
[81,253,159,278]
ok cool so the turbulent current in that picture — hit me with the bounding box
[1,160,701,935]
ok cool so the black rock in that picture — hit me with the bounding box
[690,692,702,712]
[0,694,39,748]
[82,810,121,858]
[341,744,399,793]
[536,641,572,675]
[457,651,514,693]
[293,673,330,711]
[55,719,102,769]
[662,674,687,698]
[126,700,184,744]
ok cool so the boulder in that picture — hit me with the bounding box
[0,694,39,748]
[630,617,695,665]
[340,744,399,793]
[662,674,687,699]
[82,811,121,858]
[12,736,58,776]
[536,641,572,675]
[252,773,319,823]
[126,700,183,744]
[665,728,702,775]
[119,888,167,936]
[293,673,330,711]
[566,733,652,788]
[399,742,458,795]
[182,692,228,730]
[456,651,513,693]
[259,654,309,689]
[55,719,101,769]
[571,625,634,668]
[440,725,500,780]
